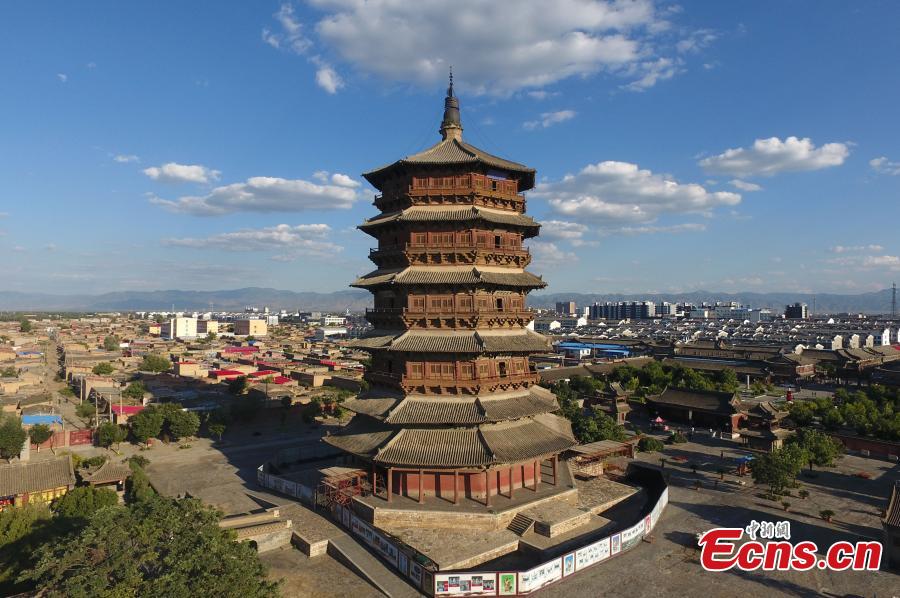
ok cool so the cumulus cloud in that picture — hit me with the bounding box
[622,57,679,91]
[315,64,344,94]
[830,244,883,254]
[533,160,740,228]
[528,241,578,269]
[143,162,221,184]
[863,255,900,268]
[305,0,699,94]
[113,154,140,163]
[699,136,849,177]
[523,110,576,130]
[56,73,67,83]
[148,175,361,216]
[540,220,589,242]
[870,156,900,176]
[729,179,761,192]
[163,223,340,258]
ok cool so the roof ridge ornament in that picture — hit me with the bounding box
[440,69,463,141]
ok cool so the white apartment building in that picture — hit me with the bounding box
[161,317,198,340]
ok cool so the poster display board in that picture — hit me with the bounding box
[518,558,562,593]
[435,573,497,595]
[575,536,611,570]
[619,521,645,552]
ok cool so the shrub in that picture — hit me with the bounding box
[668,431,688,444]
[638,437,665,453]
[820,509,835,521]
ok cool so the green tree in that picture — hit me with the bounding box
[0,366,16,378]
[27,424,53,450]
[750,444,806,495]
[129,408,164,443]
[0,504,53,593]
[24,497,279,597]
[139,354,171,373]
[97,422,127,449]
[18,319,32,333]
[102,336,120,351]
[91,362,114,376]
[52,487,118,525]
[166,409,200,440]
[227,376,248,396]
[125,461,155,504]
[0,416,26,461]
[208,422,226,441]
[122,381,145,400]
[789,428,844,472]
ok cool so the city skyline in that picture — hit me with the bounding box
[2,1,899,296]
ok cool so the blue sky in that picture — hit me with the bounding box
[1,0,898,296]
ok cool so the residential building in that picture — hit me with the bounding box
[234,319,267,337]
[161,317,198,340]
[785,302,809,319]
[555,301,577,316]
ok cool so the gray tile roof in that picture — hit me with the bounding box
[363,138,536,191]
[348,330,551,353]
[0,456,75,496]
[359,206,539,236]
[351,266,546,289]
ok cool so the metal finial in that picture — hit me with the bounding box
[448,67,454,98]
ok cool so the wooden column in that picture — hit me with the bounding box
[418,469,424,504]
[371,463,377,497]
[485,470,491,507]
[454,470,459,505]
[387,467,393,503]
[552,455,558,486]
[508,466,514,499]
[533,460,539,491]
[536,458,542,485]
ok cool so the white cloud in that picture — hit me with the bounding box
[56,73,67,83]
[729,179,761,192]
[613,223,706,235]
[148,175,361,216]
[308,0,691,94]
[523,110,576,130]
[163,223,340,257]
[863,255,900,268]
[315,64,344,93]
[699,136,849,177]
[525,90,560,100]
[675,29,717,53]
[533,160,740,227]
[528,241,577,269]
[830,244,883,254]
[540,220,588,241]
[113,154,140,163]
[870,156,900,176]
[143,162,221,184]
[622,57,679,91]
[329,173,359,188]
[262,4,312,53]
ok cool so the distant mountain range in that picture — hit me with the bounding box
[0,287,895,315]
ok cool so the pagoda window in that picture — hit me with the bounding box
[476,233,489,248]
[459,362,474,379]
[457,295,473,310]
[412,232,426,246]
[408,362,424,378]
[429,363,442,377]
[440,363,455,378]
[494,235,502,248]
[458,231,472,245]
[408,296,426,312]
[509,236,521,249]
[496,297,504,311]
[440,232,453,247]
[441,296,454,311]
[476,296,491,310]
[513,359,526,374]
[498,361,508,377]
[476,362,491,378]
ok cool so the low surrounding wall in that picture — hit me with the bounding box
[829,432,900,461]
[432,466,668,597]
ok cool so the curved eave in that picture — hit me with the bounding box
[362,138,536,192]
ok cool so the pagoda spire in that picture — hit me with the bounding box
[440,68,463,141]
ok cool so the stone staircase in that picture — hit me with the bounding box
[328,534,421,598]
[507,512,535,536]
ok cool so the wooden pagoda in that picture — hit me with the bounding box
[326,77,576,506]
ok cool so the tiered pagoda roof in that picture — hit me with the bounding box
[326,77,574,476]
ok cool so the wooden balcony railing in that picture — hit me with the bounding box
[370,243,529,257]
